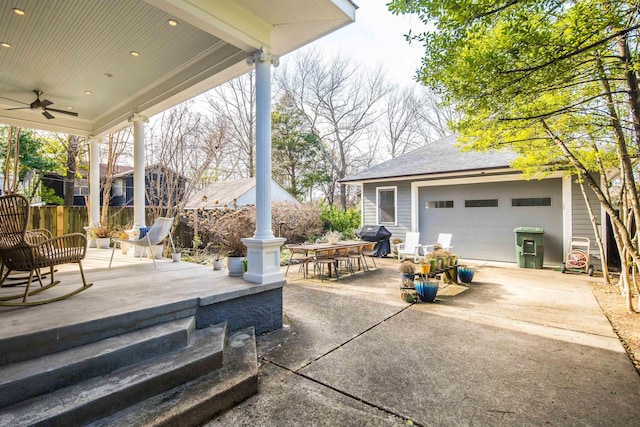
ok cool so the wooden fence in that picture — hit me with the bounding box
[29,206,194,247]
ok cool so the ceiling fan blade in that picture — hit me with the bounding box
[6,107,31,110]
[41,99,53,108]
[42,110,54,120]
[45,107,78,117]
[0,95,28,105]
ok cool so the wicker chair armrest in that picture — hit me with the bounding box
[26,228,53,244]
[36,233,88,262]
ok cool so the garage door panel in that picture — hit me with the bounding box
[418,179,563,264]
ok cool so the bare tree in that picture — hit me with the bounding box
[100,129,131,225]
[416,89,459,142]
[383,86,426,158]
[204,71,256,179]
[276,48,390,209]
[146,102,217,220]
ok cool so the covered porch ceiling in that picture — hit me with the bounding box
[0,0,356,137]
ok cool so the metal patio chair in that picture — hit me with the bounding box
[0,194,92,306]
[109,217,176,268]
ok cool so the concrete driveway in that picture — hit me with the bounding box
[208,258,640,426]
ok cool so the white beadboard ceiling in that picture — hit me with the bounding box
[0,0,356,137]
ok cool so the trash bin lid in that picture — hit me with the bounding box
[513,226,545,233]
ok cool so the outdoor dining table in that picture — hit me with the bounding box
[286,240,370,279]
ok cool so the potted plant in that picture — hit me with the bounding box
[414,278,439,303]
[89,226,110,249]
[324,230,342,245]
[117,231,131,254]
[209,245,224,270]
[217,211,251,277]
[418,258,431,276]
[399,261,416,286]
[457,266,475,283]
[223,242,247,277]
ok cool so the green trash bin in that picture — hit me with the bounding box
[514,227,545,269]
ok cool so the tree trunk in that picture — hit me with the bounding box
[64,135,79,206]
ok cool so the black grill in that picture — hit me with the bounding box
[355,225,392,257]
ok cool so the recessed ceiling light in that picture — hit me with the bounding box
[66,106,73,110]
[84,91,92,95]
[0,42,10,48]
[167,19,178,26]
[12,8,25,16]
[130,51,140,57]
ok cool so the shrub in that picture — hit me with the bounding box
[179,201,324,251]
[320,204,361,239]
[272,201,323,243]
[182,206,255,257]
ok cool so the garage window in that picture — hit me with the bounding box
[465,199,498,208]
[377,187,396,224]
[427,200,454,209]
[512,197,551,207]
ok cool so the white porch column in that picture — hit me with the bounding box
[89,137,101,227]
[129,114,148,229]
[242,48,286,285]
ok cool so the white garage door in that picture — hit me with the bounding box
[418,179,563,264]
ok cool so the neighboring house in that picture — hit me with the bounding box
[185,178,299,210]
[112,164,188,208]
[41,164,186,208]
[341,134,606,267]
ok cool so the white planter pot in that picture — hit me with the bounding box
[213,260,223,270]
[95,237,110,249]
[227,257,245,277]
[172,253,181,262]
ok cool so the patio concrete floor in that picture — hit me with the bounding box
[209,257,640,426]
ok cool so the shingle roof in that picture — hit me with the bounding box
[341,134,518,183]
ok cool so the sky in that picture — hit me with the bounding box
[307,0,428,87]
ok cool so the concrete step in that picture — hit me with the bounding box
[0,317,195,409]
[88,327,259,427]
[0,322,227,427]
[0,301,198,367]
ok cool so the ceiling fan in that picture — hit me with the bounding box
[2,90,79,120]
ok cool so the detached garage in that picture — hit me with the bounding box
[342,135,605,267]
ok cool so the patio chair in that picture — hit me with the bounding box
[109,217,176,268]
[0,194,92,306]
[423,233,453,253]
[284,244,313,278]
[313,249,339,282]
[334,247,354,276]
[361,242,376,270]
[396,232,423,263]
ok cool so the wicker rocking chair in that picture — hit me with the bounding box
[0,194,92,306]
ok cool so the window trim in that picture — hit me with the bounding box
[376,186,397,225]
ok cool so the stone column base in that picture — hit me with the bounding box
[242,237,286,284]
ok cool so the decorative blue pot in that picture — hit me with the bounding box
[414,280,438,302]
[457,267,475,283]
